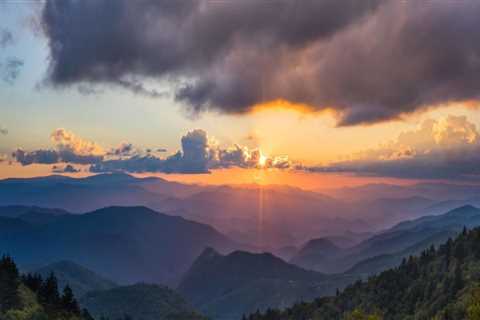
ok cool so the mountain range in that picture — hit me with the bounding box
[0,205,238,285]
[3,173,469,249]
[289,205,480,274]
[248,225,480,320]
[31,260,117,299]
[4,174,480,319]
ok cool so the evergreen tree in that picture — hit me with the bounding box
[38,272,60,315]
[453,264,463,294]
[0,255,20,313]
[454,242,466,262]
[247,227,480,320]
[22,273,43,293]
[61,285,80,314]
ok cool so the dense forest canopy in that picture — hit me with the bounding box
[247,227,480,320]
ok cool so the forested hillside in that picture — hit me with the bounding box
[247,226,480,320]
[0,255,92,320]
[81,283,206,320]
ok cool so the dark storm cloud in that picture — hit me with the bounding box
[38,0,444,125]
[40,0,480,124]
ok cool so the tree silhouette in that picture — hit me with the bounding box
[0,255,20,313]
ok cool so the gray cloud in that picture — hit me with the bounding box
[0,127,7,135]
[13,148,103,166]
[13,149,59,166]
[108,142,135,157]
[13,127,289,173]
[90,129,213,174]
[1,58,24,84]
[41,0,457,125]
[90,129,292,174]
[13,128,104,165]
[40,0,480,125]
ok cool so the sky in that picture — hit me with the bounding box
[1,0,480,188]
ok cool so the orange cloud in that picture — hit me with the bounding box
[251,99,336,117]
[51,128,105,156]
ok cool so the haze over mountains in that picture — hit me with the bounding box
[2,173,480,319]
[0,205,237,285]
[2,173,480,249]
[291,205,480,274]
[31,260,117,299]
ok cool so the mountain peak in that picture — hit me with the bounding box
[198,247,221,259]
[446,204,479,216]
[299,238,340,255]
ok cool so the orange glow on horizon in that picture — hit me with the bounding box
[0,163,470,192]
[147,167,422,191]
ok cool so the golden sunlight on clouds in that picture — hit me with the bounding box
[51,128,105,156]
[252,99,334,116]
[243,100,480,167]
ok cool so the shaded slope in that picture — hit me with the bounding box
[178,248,355,320]
[80,283,206,320]
[33,260,117,298]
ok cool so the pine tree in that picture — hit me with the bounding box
[454,242,466,262]
[453,264,463,295]
[22,273,43,293]
[0,255,21,313]
[38,272,60,315]
[61,285,80,314]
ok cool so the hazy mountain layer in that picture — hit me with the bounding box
[32,260,117,299]
[0,205,238,285]
[178,248,356,320]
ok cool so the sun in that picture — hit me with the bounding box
[258,153,267,167]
